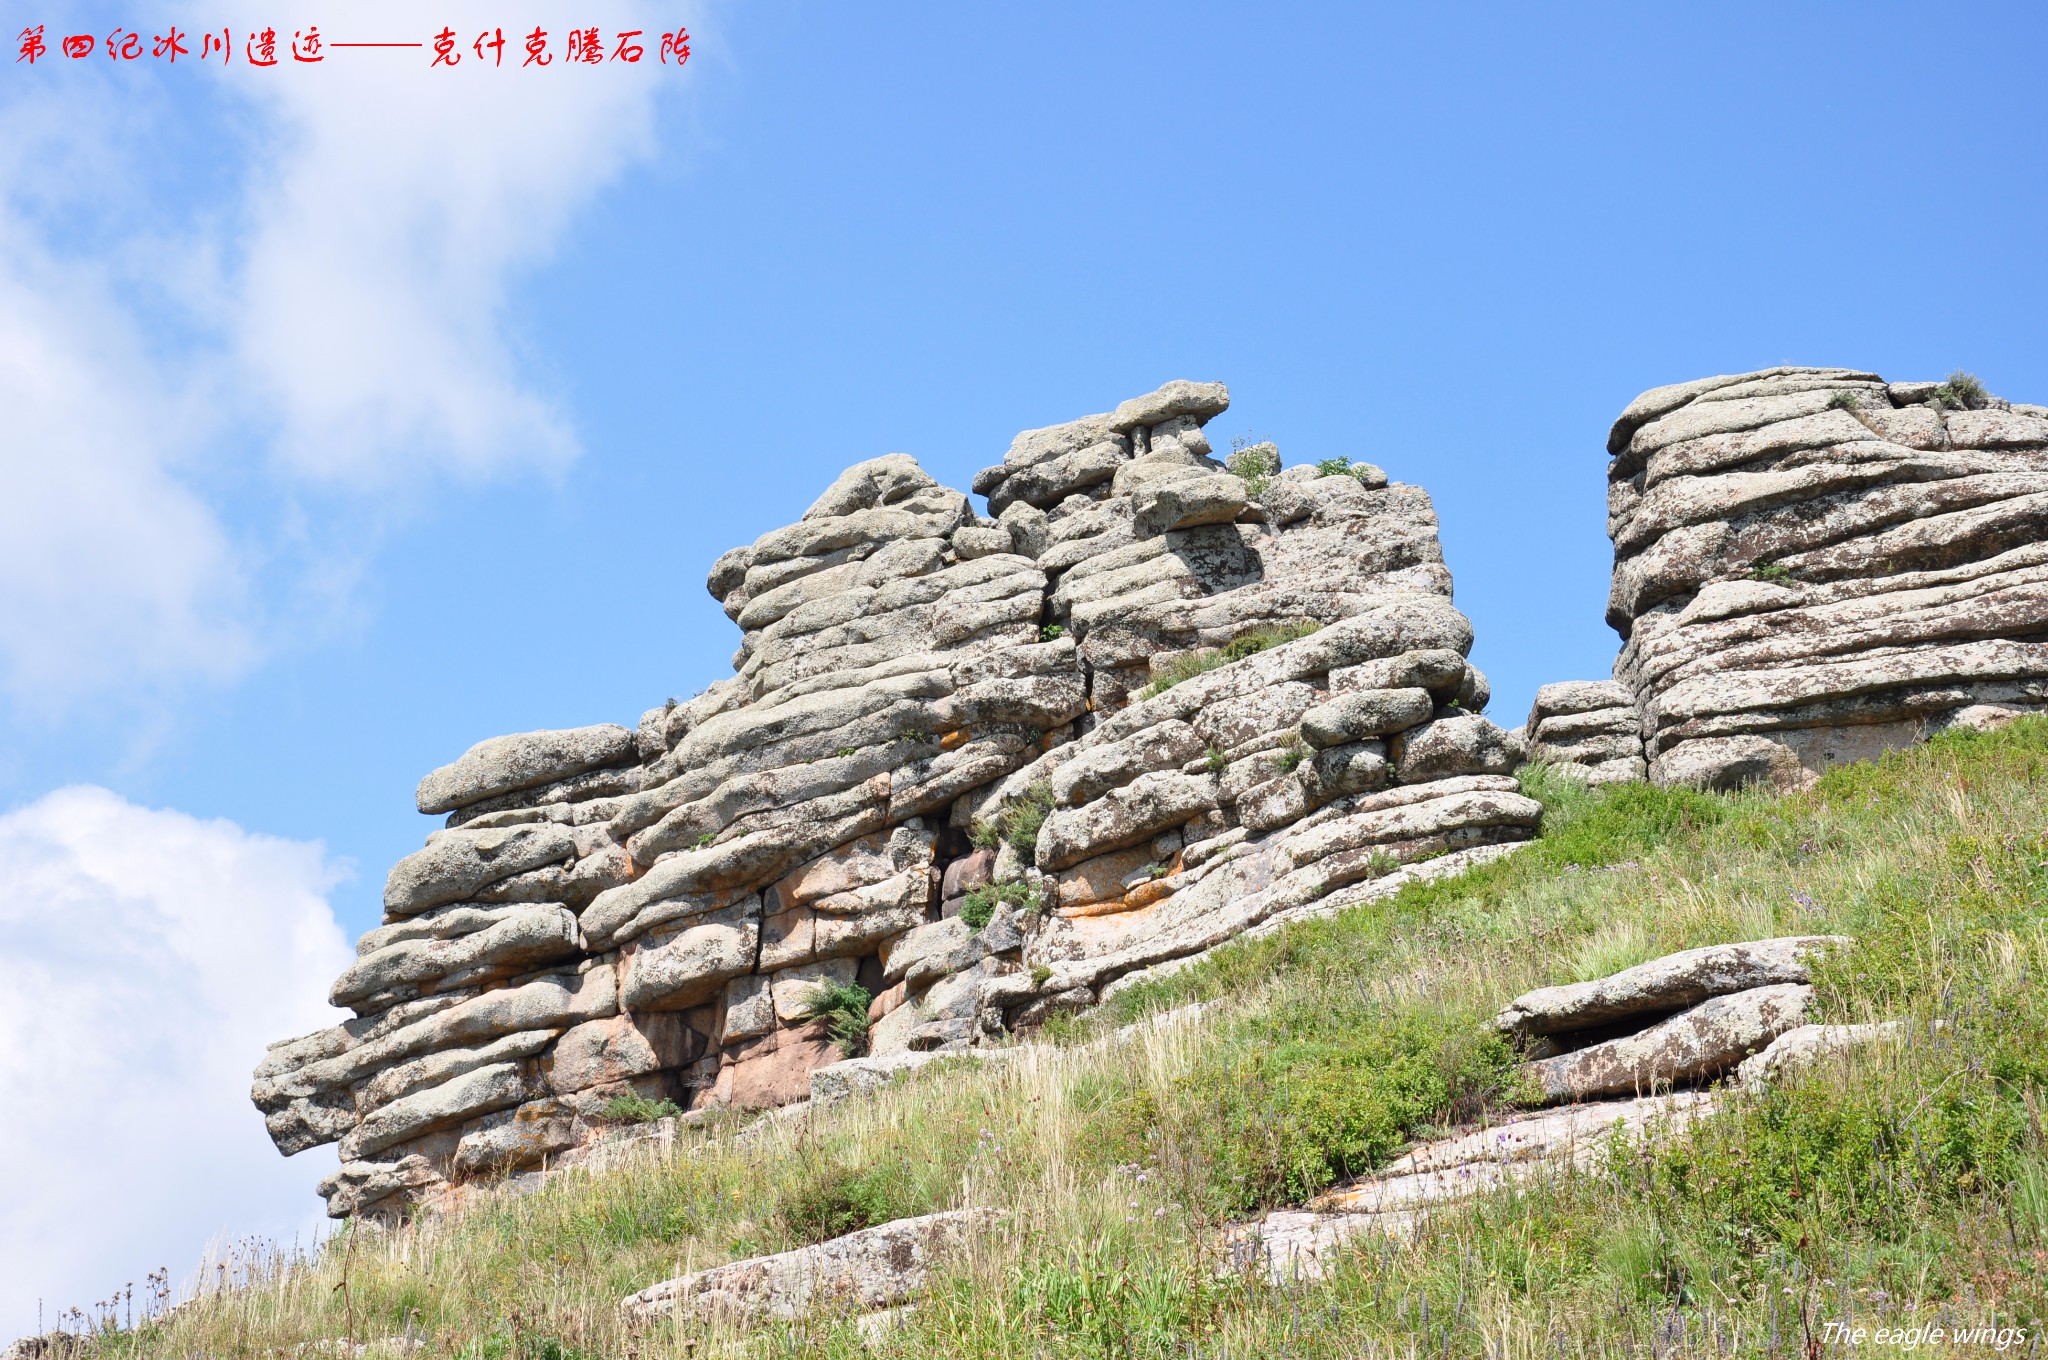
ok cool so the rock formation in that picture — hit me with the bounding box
[1603,366,2048,789]
[253,380,1536,1217]
[1494,935,1842,1101]
[1516,681,1645,784]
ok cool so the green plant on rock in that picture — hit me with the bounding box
[1141,621,1323,699]
[961,879,1044,929]
[903,729,934,745]
[1039,623,1065,642]
[968,818,1002,850]
[1225,441,1281,500]
[1205,744,1228,773]
[1933,369,1989,410]
[1278,736,1309,773]
[1313,456,1380,483]
[694,832,716,849]
[1747,562,1796,585]
[987,782,1056,865]
[1826,389,1861,410]
[800,979,874,1057]
[594,1093,683,1125]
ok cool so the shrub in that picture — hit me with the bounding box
[1933,369,1989,410]
[1039,623,1065,642]
[800,979,874,1057]
[1205,744,1228,773]
[1747,562,1795,584]
[1225,441,1281,499]
[1141,622,1323,699]
[986,783,1055,865]
[694,832,716,849]
[1313,457,1380,483]
[594,1093,683,1125]
[1827,389,1861,410]
[1278,736,1308,773]
[961,879,1043,929]
[968,818,1001,850]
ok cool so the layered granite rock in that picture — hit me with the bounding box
[254,380,1537,1217]
[1517,681,1645,784]
[1497,936,1842,1102]
[1604,367,2048,790]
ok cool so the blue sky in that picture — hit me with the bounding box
[3,0,2045,1333]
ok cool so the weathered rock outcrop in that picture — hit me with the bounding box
[620,1208,998,1324]
[1497,936,1841,1102]
[1603,367,2048,790]
[1517,681,1645,784]
[255,381,1537,1217]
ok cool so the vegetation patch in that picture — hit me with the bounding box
[1224,439,1281,499]
[799,979,874,1058]
[593,1093,683,1125]
[1141,621,1323,699]
[959,879,1043,929]
[1933,369,1990,410]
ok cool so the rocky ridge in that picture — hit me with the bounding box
[252,380,1534,1218]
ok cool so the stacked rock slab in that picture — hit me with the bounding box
[1604,367,2048,790]
[254,380,1537,1218]
[1496,936,1841,1101]
[1518,681,1646,784]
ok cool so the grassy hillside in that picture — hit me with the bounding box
[97,720,2048,1357]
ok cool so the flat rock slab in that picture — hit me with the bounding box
[1225,1092,1715,1283]
[1736,1020,1899,1088]
[416,725,636,815]
[1520,983,1812,1103]
[620,1207,1000,1324]
[1494,936,1844,1039]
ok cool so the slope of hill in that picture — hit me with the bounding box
[61,717,2048,1356]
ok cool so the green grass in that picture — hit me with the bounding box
[1140,621,1322,699]
[92,720,2048,1357]
[1747,562,1797,584]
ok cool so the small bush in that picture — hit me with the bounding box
[1141,622,1323,699]
[1225,441,1281,499]
[834,746,858,758]
[1205,744,1228,773]
[1314,457,1380,483]
[1747,562,1795,584]
[968,818,1001,850]
[987,783,1055,865]
[961,879,1043,929]
[694,832,716,849]
[1278,737,1308,774]
[800,979,874,1057]
[1827,389,1861,410]
[1039,623,1065,642]
[1933,369,1989,410]
[595,1093,683,1125]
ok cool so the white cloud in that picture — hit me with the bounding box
[0,1,688,708]
[0,786,353,1338]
